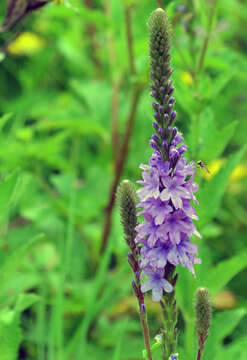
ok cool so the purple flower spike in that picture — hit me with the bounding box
[135,7,201,303]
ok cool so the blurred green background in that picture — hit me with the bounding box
[0,0,247,359]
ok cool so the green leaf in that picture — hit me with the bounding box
[0,233,45,293]
[203,252,247,294]
[0,113,12,132]
[216,336,247,360]
[211,71,236,97]
[197,107,237,162]
[198,145,247,227]
[199,120,237,162]
[176,265,199,319]
[0,294,39,360]
[204,308,247,359]
[0,171,19,218]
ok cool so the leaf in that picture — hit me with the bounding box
[0,233,44,293]
[199,120,237,162]
[0,171,19,218]
[197,145,247,227]
[14,293,39,313]
[196,107,237,162]
[0,113,12,132]
[212,71,236,97]
[203,252,247,295]
[204,308,247,359]
[0,294,39,360]
[216,336,247,360]
[176,265,199,319]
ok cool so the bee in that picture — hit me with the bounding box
[197,160,211,174]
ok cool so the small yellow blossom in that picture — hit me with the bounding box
[230,164,247,182]
[201,158,247,183]
[8,32,45,56]
[180,71,193,86]
[201,158,225,180]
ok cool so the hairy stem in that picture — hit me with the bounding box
[100,84,142,253]
[100,1,142,253]
[197,349,201,360]
[124,3,136,76]
[105,0,120,168]
[84,0,102,76]
[156,0,164,8]
[139,302,153,360]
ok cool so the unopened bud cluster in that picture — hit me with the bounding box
[195,287,211,352]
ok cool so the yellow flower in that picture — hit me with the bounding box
[180,71,193,86]
[8,32,45,56]
[201,159,247,183]
[201,158,225,180]
[229,164,247,182]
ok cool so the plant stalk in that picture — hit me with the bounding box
[160,266,178,359]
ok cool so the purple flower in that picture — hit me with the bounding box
[138,198,172,225]
[137,168,160,201]
[158,210,199,245]
[136,140,201,302]
[140,242,170,269]
[141,268,173,301]
[160,176,190,209]
[167,235,201,276]
[136,216,168,247]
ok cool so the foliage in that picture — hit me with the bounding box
[0,0,247,359]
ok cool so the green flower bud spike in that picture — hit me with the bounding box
[117,179,137,247]
[195,288,211,360]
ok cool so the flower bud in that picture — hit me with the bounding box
[153,122,159,130]
[195,288,211,353]
[117,180,138,245]
[170,111,177,122]
[152,134,159,143]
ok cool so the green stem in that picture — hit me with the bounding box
[139,304,153,360]
[160,269,178,359]
[48,136,80,359]
[185,318,195,359]
[196,0,218,76]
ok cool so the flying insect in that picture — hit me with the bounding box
[197,160,211,174]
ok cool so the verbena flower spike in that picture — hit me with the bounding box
[119,8,203,360]
[136,8,201,304]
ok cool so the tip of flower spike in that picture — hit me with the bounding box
[148,8,170,34]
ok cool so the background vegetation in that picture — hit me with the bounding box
[0,0,247,359]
